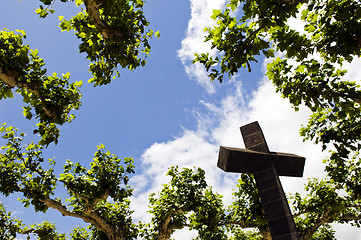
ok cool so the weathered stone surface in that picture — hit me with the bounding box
[217,146,305,177]
[217,121,303,240]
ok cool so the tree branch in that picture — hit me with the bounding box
[83,0,125,39]
[58,178,110,212]
[57,180,114,235]
[297,204,361,240]
[282,0,295,5]
[0,65,18,88]
[90,189,109,210]
[244,26,264,45]
[222,220,249,229]
[157,208,184,240]
[0,65,57,119]
[340,214,361,221]
[18,228,53,239]
[0,66,41,96]
[40,197,114,238]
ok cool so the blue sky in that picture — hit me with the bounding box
[1,0,361,239]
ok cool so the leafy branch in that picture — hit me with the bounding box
[0,30,82,145]
[83,0,125,39]
[0,125,135,240]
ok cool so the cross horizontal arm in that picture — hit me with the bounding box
[218,146,305,177]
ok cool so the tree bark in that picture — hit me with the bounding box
[41,197,121,240]
[157,208,184,240]
[0,66,18,88]
[83,0,124,39]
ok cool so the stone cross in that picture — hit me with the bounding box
[217,121,305,240]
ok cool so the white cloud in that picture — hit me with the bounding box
[172,227,198,240]
[130,1,361,239]
[344,57,361,86]
[131,52,361,238]
[177,0,227,93]
[130,74,327,229]
[131,72,361,238]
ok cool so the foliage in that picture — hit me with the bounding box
[193,0,361,238]
[292,178,361,239]
[1,121,360,239]
[1,0,361,239]
[194,0,361,182]
[141,167,226,240]
[225,174,268,238]
[0,0,158,145]
[0,123,263,240]
[0,29,82,145]
[0,124,137,240]
[40,0,158,86]
[0,202,22,239]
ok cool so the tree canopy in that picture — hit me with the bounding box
[0,0,361,239]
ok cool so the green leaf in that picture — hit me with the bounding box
[75,0,82,6]
[211,10,222,20]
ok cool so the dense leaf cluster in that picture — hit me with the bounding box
[54,0,157,86]
[142,167,226,240]
[0,30,82,145]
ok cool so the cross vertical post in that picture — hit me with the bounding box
[218,121,305,240]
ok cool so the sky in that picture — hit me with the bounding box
[1,0,361,239]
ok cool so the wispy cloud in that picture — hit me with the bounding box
[131,1,361,238]
[177,0,227,93]
[130,76,328,231]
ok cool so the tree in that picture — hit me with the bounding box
[1,0,361,240]
[194,0,361,238]
[0,0,159,239]
[0,0,157,145]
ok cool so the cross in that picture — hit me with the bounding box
[217,121,305,240]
